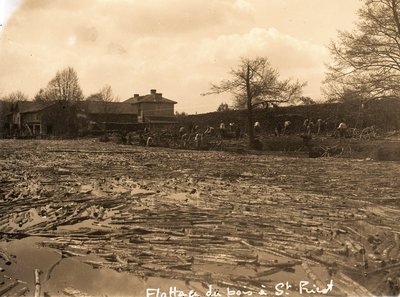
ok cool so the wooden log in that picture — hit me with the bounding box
[259,259,302,268]
[382,243,394,259]
[368,262,400,275]
[63,286,95,297]
[7,286,29,297]
[34,269,41,297]
[336,272,374,297]
[0,249,12,265]
[256,267,284,277]
[62,250,88,258]
[168,263,192,271]
[344,240,359,255]
[240,240,300,259]
[0,280,19,295]
[301,262,325,289]
[331,278,360,297]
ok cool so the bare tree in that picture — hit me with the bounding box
[85,93,102,101]
[217,102,230,112]
[99,85,116,129]
[175,111,187,117]
[86,85,117,132]
[298,96,316,105]
[3,91,29,102]
[205,57,305,148]
[38,67,84,135]
[0,92,27,134]
[33,89,50,102]
[86,85,116,107]
[324,0,400,102]
[46,67,84,102]
[99,85,115,102]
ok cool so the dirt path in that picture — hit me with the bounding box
[0,139,399,296]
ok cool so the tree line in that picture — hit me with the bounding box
[0,67,118,136]
[1,67,116,103]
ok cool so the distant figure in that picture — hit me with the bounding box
[337,119,348,139]
[307,121,314,136]
[274,122,282,137]
[303,118,309,133]
[146,136,153,147]
[254,121,261,134]
[235,125,241,140]
[300,133,312,150]
[282,120,291,135]
[194,133,203,150]
[139,132,146,146]
[316,118,323,135]
[181,133,188,148]
[229,122,235,132]
[179,126,185,137]
[204,126,215,136]
[219,122,226,138]
[192,125,199,133]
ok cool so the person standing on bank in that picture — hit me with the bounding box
[337,119,348,140]
[282,120,291,135]
[316,118,323,135]
[254,121,261,134]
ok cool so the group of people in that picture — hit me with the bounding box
[180,118,348,138]
[218,122,241,139]
[175,117,349,148]
[302,118,324,135]
[177,122,241,150]
[132,117,349,150]
[272,120,292,137]
[267,117,348,139]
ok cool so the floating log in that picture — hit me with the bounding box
[34,269,41,297]
[256,267,284,277]
[0,249,12,265]
[336,272,374,297]
[7,286,29,297]
[0,280,19,295]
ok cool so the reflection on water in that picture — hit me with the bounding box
[0,237,205,296]
[0,236,60,294]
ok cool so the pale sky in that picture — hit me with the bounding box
[0,0,361,114]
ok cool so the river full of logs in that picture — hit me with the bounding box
[0,139,399,297]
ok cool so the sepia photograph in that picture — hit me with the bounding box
[0,0,399,296]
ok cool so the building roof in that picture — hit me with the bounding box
[124,89,177,104]
[81,101,138,115]
[12,101,56,114]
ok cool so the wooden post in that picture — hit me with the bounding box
[34,269,41,297]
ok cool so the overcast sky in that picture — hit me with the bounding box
[0,0,361,114]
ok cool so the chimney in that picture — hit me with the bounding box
[134,94,139,98]
[155,93,162,101]
[150,89,157,94]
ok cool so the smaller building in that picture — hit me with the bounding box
[6,101,57,136]
[124,89,177,124]
[78,101,138,132]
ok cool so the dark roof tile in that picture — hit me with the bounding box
[124,93,177,104]
[15,101,56,113]
[81,101,138,115]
